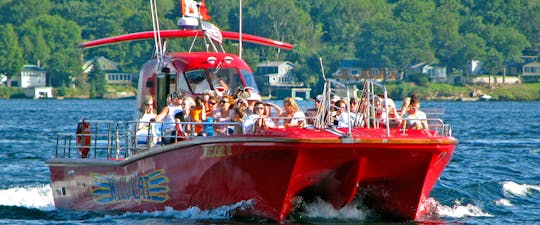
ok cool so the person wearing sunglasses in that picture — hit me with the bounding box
[243,101,276,133]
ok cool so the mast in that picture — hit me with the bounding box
[239,0,243,59]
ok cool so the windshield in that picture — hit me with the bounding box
[180,68,244,95]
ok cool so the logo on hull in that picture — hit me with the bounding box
[90,169,169,204]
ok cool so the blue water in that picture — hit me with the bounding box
[1,99,539,224]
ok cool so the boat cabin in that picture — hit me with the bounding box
[137,52,259,113]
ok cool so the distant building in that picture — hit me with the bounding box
[10,64,54,98]
[521,61,540,83]
[332,60,398,84]
[18,64,47,88]
[83,56,133,85]
[256,61,302,86]
[255,61,309,99]
[406,62,447,82]
[25,87,54,99]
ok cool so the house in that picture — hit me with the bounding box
[9,64,54,98]
[332,60,398,83]
[521,61,540,83]
[256,61,301,86]
[18,64,47,88]
[406,62,447,82]
[255,61,308,99]
[83,56,133,85]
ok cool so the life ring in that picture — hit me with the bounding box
[76,120,91,158]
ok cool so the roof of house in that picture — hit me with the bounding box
[256,61,293,67]
[21,64,46,72]
[83,56,120,73]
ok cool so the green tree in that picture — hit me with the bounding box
[18,15,82,87]
[87,59,107,97]
[0,0,52,26]
[0,24,24,82]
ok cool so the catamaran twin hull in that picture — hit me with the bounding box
[48,127,456,222]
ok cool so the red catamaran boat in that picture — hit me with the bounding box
[47,0,457,222]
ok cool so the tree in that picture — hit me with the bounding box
[0,24,24,83]
[18,15,82,87]
[87,59,107,97]
[0,0,52,26]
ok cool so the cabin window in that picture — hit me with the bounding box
[186,69,211,94]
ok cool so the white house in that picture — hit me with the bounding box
[19,64,47,88]
[256,61,302,86]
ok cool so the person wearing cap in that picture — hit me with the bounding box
[244,90,262,114]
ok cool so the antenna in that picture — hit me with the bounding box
[150,0,164,65]
[239,0,243,59]
[319,57,327,81]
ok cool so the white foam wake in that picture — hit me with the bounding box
[437,199,493,218]
[302,197,368,220]
[104,200,254,220]
[0,184,55,211]
[502,181,540,197]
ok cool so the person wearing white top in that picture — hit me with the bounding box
[281,97,305,128]
[243,101,275,133]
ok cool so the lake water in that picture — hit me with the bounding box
[0,99,539,224]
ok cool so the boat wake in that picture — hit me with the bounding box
[0,184,55,211]
[437,201,492,218]
[299,197,369,220]
[502,181,540,197]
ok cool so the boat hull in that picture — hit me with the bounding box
[48,129,455,222]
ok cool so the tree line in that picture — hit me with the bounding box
[1,0,539,90]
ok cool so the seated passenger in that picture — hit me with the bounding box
[230,106,246,135]
[400,94,429,130]
[243,101,276,133]
[333,100,356,128]
[154,92,184,144]
[190,96,206,136]
[213,95,234,135]
[281,97,305,128]
[379,98,401,128]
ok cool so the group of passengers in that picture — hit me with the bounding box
[137,87,309,144]
[309,93,429,131]
[136,89,430,145]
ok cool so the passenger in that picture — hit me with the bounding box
[305,95,322,125]
[400,94,429,130]
[138,95,156,128]
[281,97,306,128]
[203,96,219,136]
[190,96,206,136]
[400,97,411,116]
[230,106,246,134]
[349,97,359,113]
[334,100,355,128]
[154,92,184,143]
[181,96,195,136]
[213,95,234,135]
[379,98,401,128]
[245,91,262,114]
[235,97,249,113]
[243,101,276,133]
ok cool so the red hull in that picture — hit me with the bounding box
[48,127,455,222]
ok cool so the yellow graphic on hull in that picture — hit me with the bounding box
[90,169,169,204]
